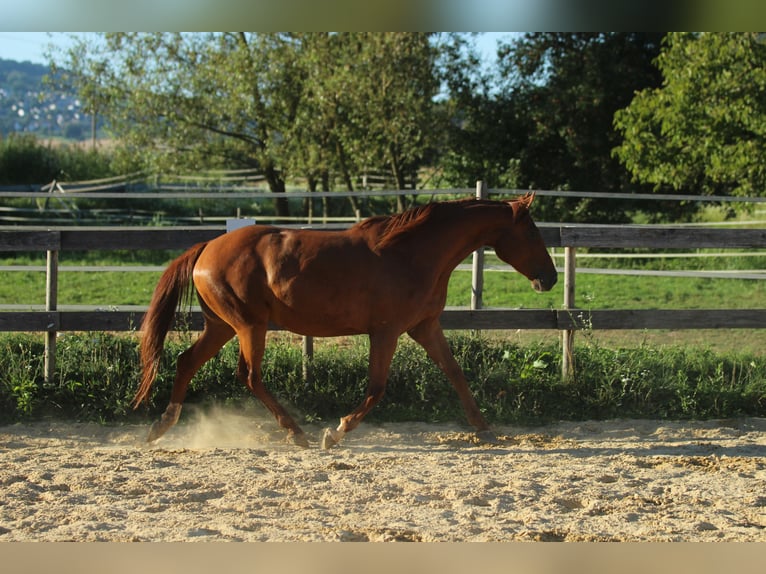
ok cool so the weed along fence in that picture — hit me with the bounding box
[1,221,765,384]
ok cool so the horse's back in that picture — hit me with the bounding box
[191,223,402,335]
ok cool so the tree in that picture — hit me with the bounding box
[52,33,306,216]
[436,34,528,190]
[348,34,440,192]
[614,33,766,199]
[319,33,440,212]
[497,33,665,222]
[276,33,442,215]
[52,32,442,218]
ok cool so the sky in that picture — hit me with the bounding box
[0,32,513,67]
[0,32,65,63]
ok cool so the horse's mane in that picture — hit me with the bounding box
[357,198,512,251]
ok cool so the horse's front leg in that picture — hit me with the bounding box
[321,331,399,449]
[408,319,495,441]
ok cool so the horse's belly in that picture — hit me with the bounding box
[267,293,404,337]
[265,264,423,336]
[269,305,367,337]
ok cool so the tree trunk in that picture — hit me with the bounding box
[264,164,289,219]
[305,175,317,223]
[390,151,406,212]
[336,142,360,219]
[321,170,331,223]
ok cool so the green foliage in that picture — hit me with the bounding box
[51,333,142,420]
[1,332,764,426]
[614,33,766,199]
[436,34,527,190]
[0,133,58,184]
[278,339,370,421]
[435,33,670,222]
[1,31,759,226]
[492,33,666,223]
[572,343,766,420]
[0,333,141,422]
[54,144,114,181]
[52,33,441,216]
[0,335,44,416]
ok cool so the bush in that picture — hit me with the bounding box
[0,134,59,184]
[0,332,764,426]
[0,133,114,185]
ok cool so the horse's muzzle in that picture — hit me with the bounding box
[531,271,558,293]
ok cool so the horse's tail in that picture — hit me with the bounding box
[132,242,209,408]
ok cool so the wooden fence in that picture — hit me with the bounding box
[2,221,765,383]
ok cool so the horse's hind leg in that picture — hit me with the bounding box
[147,320,234,442]
[237,326,310,448]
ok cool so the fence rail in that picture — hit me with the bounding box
[4,176,766,230]
[3,177,766,202]
[3,225,766,252]
[2,308,765,334]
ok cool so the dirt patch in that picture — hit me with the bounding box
[1,408,765,541]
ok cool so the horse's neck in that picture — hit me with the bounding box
[410,205,506,271]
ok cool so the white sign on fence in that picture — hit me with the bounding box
[226,218,256,233]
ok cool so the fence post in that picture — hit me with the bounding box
[561,246,576,381]
[471,181,487,312]
[302,334,314,386]
[44,249,58,383]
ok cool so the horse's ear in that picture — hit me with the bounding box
[507,193,535,210]
[509,193,535,218]
[521,192,535,207]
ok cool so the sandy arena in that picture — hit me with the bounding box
[1,408,765,542]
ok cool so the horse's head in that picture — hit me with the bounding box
[494,194,558,292]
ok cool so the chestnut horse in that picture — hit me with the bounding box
[133,195,557,448]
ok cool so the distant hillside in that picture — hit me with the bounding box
[0,58,98,140]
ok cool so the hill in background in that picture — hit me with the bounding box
[0,58,100,141]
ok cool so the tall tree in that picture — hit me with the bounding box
[498,33,665,222]
[338,33,440,211]
[437,33,528,189]
[614,32,766,199]
[285,33,371,218]
[281,33,441,214]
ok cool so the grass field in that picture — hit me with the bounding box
[4,266,764,311]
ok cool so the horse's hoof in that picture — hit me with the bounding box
[475,429,500,445]
[290,432,310,449]
[321,428,340,450]
[146,403,181,443]
[146,422,164,443]
[321,428,336,449]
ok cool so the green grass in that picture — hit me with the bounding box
[446,269,766,310]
